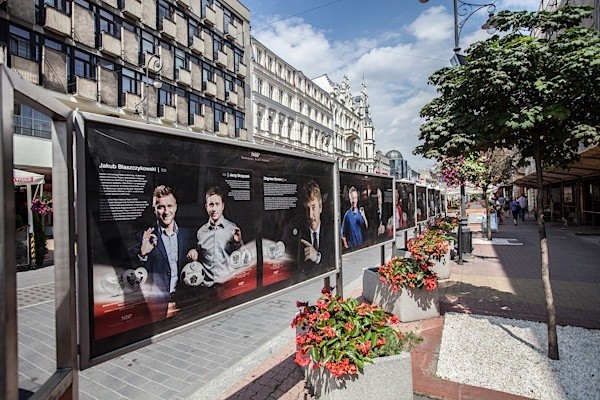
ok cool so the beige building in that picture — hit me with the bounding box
[251,37,334,157]
[2,0,251,175]
[313,74,377,172]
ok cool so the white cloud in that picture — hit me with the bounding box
[407,6,454,43]
[253,13,454,171]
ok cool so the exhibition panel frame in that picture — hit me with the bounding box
[338,170,395,255]
[76,112,341,368]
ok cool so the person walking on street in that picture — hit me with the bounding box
[517,194,528,222]
[509,197,521,226]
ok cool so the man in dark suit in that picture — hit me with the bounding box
[134,185,193,321]
[297,180,334,271]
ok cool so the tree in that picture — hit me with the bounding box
[438,150,515,240]
[416,6,600,359]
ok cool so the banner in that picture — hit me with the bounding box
[416,185,427,223]
[395,181,416,230]
[339,171,394,254]
[81,119,337,361]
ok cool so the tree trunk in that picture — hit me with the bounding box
[534,137,559,360]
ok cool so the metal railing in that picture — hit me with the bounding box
[13,115,52,139]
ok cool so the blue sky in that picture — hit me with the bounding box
[242,0,540,170]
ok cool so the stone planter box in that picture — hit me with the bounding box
[429,249,451,280]
[304,351,413,399]
[362,267,439,322]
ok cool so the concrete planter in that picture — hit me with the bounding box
[429,248,451,279]
[304,351,413,400]
[362,267,439,322]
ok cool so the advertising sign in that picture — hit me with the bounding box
[79,116,337,364]
[395,181,416,230]
[427,188,435,218]
[339,171,394,254]
[416,185,427,223]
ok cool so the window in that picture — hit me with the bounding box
[233,49,243,70]
[189,94,205,125]
[44,0,71,14]
[278,116,284,134]
[213,37,222,61]
[175,48,188,70]
[98,9,121,38]
[9,26,39,61]
[235,112,245,138]
[278,90,283,104]
[158,0,175,28]
[121,68,141,95]
[267,115,273,132]
[189,21,201,46]
[268,85,273,99]
[202,67,213,85]
[225,76,235,97]
[71,49,96,80]
[214,103,226,130]
[256,110,262,129]
[257,78,263,94]
[256,49,263,64]
[13,103,52,139]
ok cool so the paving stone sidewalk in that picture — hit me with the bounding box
[17,218,600,399]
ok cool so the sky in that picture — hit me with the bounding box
[242,0,540,171]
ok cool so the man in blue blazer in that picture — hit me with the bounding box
[134,185,193,321]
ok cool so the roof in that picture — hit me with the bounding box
[512,145,600,186]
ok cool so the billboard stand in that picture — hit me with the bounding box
[0,65,76,400]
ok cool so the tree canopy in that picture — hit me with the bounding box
[416,6,600,168]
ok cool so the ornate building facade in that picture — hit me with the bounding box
[250,37,334,156]
[313,74,377,172]
[251,37,380,172]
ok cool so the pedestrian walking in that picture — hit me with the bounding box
[509,197,521,226]
[517,194,528,221]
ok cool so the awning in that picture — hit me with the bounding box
[13,169,45,186]
[513,145,600,187]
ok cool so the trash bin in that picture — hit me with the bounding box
[481,213,498,233]
[461,228,473,255]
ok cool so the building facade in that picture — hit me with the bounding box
[2,0,251,175]
[251,37,334,157]
[313,74,377,172]
[386,150,419,181]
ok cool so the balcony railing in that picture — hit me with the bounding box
[13,115,52,139]
[44,6,71,36]
[120,0,142,21]
[202,5,216,26]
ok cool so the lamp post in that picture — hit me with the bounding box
[419,0,496,264]
[142,54,163,124]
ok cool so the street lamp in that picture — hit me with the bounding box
[139,54,163,124]
[419,0,496,264]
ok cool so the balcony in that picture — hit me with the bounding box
[203,80,217,97]
[216,50,227,67]
[225,23,237,41]
[99,32,121,58]
[120,0,142,21]
[44,6,71,37]
[236,63,247,78]
[191,114,205,131]
[176,68,191,86]
[202,5,216,26]
[160,104,177,123]
[217,121,229,136]
[226,91,237,107]
[190,35,205,55]
[160,18,176,39]
[344,127,360,141]
[123,92,142,113]
[175,0,189,9]
[74,76,97,101]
